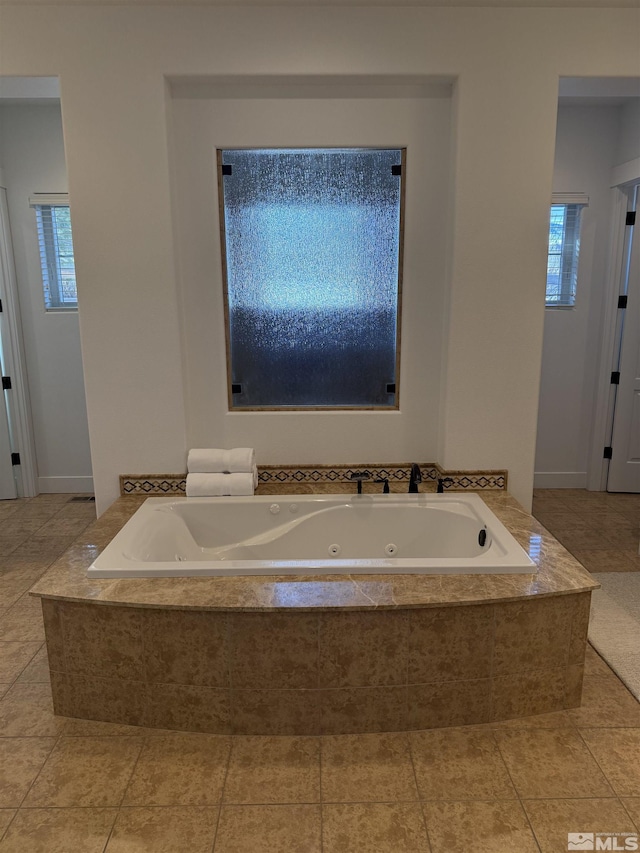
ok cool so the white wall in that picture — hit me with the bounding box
[617,100,640,167]
[1,6,638,514]
[171,93,451,461]
[535,102,639,489]
[535,105,620,488]
[0,103,93,493]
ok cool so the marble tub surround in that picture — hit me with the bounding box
[30,491,597,609]
[42,592,590,734]
[27,489,598,734]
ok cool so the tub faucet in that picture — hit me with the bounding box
[408,463,422,493]
[349,471,371,495]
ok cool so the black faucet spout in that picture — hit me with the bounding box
[408,463,422,493]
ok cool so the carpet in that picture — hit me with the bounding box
[589,572,640,701]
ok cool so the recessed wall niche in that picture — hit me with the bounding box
[168,75,453,465]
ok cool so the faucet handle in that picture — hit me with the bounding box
[437,477,454,493]
[349,471,371,495]
[375,478,390,494]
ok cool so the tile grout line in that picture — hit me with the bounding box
[99,813,118,853]
[489,729,544,853]
[404,611,410,733]
[0,640,44,690]
[11,729,62,814]
[319,696,325,853]
[225,612,232,734]
[210,735,234,853]
[0,807,19,844]
[573,726,621,798]
[316,612,321,737]
[316,612,324,853]
[406,731,435,852]
[139,605,149,729]
[488,602,497,724]
[517,797,545,853]
[101,733,150,850]
[620,797,640,834]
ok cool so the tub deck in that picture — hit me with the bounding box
[30,489,598,735]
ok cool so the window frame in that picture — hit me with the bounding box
[545,193,589,309]
[29,194,78,311]
[216,147,406,412]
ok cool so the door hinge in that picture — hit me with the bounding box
[0,298,3,312]
[391,164,402,176]
[626,211,636,226]
[611,371,621,385]
[618,294,628,309]
[11,452,20,466]
[1,376,11,391]
[221,165,232,176]
[603,446,613,460]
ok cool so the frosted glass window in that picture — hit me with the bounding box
[218,148,404,408]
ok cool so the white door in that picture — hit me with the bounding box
[0,185,27,499]
[0,350,17,500]
[0,185,18,500]
[608,189,640,492]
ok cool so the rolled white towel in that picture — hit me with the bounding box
[187,447,255,474]
[186,472,255,497]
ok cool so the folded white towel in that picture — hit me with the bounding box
[187,447,255,474]
[186,471,256,497]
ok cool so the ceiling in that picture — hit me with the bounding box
[558,77,640,106]
[4,76,639,105]
[0,0,637,6]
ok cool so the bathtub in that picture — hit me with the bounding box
[88,493,536,578]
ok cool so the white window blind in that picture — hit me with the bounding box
[29,194,77,310]
[546,193,588,307]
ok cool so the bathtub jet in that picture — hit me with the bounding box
[87,494,536,578]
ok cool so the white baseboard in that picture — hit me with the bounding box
[37,475,94,494]
[533,471,588,489]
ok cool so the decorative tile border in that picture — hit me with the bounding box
[257,463,438,484]
[120,465,507,496]
[120,474,187,496]
[439,470,508,491]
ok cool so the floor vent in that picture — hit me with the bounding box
[68,496,96,503]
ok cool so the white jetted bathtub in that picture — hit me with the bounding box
[88,493,536,578]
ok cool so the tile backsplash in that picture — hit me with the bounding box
[120,464,507,496]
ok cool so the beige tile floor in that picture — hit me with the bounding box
[532,488,640,573]
[0,491,637,851]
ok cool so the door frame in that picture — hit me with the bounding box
[0,173,38,497]
[587,158,640,491]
